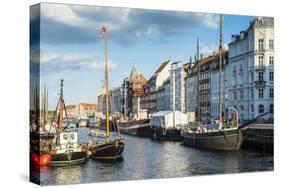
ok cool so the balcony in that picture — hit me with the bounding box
[255,80,266,87]
[255,65,265,71]
[255,48,265,53]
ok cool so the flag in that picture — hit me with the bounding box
[101,26,107,33]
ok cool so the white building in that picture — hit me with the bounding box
[227,17,274,122]
[170,61,186,113]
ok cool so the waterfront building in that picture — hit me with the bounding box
[184,59,197,122]
[209,51,228,122]
[170,61,186,113]
[66,103,97,119]
[110,86,123,114]
[78,103,97,118]
[227,17,274,123]
[140,59,172,114]
[184,51,228,123]
[65,104,78,119]
[156,78,170,111]
[127,65,147,118]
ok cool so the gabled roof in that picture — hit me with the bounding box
[153,59,171,75]
[133,73,147,85]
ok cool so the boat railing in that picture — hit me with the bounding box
[52,142,89,150]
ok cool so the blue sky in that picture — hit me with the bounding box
[30,3,254,109]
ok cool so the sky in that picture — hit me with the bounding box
[30,3,254,110]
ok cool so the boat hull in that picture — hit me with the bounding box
[182,128,243,150]
[152,127,183,141]
[50,151,87,166]
[90,139,124,160]
[118,120,153,137]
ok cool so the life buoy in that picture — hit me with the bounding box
[31,153,51,166]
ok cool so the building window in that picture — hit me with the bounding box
[258,39,264,50]
[270,104,273,113]
[239,64,243,72]
[258,72,264,81]
[258,88,264,99]
[258,104,264,114]
[269,39,274,49]
[269,72,274,81]
[251,71,254,82]
[258,56,264,67]
[251,104,254,113]
[251,89,254,99]
[240,105,244,112]
[240,90,243,100]
[269,56,274,65]
[233,91,237,100]
[270,88,274,98]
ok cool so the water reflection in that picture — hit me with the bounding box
[53,165,82,185]
[35,128,273,185]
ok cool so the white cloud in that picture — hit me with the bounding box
[39,3,220,45]
[200,13,219,29]
[39,50,117,74]
[200,42,216,55]
[199,42,229,56]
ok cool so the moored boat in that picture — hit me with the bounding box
[49,79,87,166]
[181,15,243,150]
[181,121,243,150]
[88,26,124,160]
[30,85,54,166]
[150,111,187,141]
[117,119,152,137]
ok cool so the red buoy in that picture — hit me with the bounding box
[31,153,51,166]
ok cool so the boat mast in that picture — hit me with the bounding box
[59,79,64,132]
[196,37,200,122]
[218,15,223,129]
[172,61,176,128]
[101,27,110,142]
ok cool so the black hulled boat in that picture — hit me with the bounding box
[88,26,124,160]
[181,15,243,150]
[49,79,87,166]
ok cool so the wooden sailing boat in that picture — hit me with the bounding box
[181,15,243,150]
[49,79,87,165]
[89,27,124,160]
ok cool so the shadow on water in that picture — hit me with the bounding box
[91,156,124,164]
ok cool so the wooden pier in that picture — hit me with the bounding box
[241,123,273,152]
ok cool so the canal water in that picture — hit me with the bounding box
[33,128,273,185]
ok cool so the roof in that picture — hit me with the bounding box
[198,50,228,66]
[133,73,147,85]
[229,17,274,45]
[129,64,139,81]
[248,16,274,31]
[79,103,97,110]
[66,105,76,109]
[153,59,171,75]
